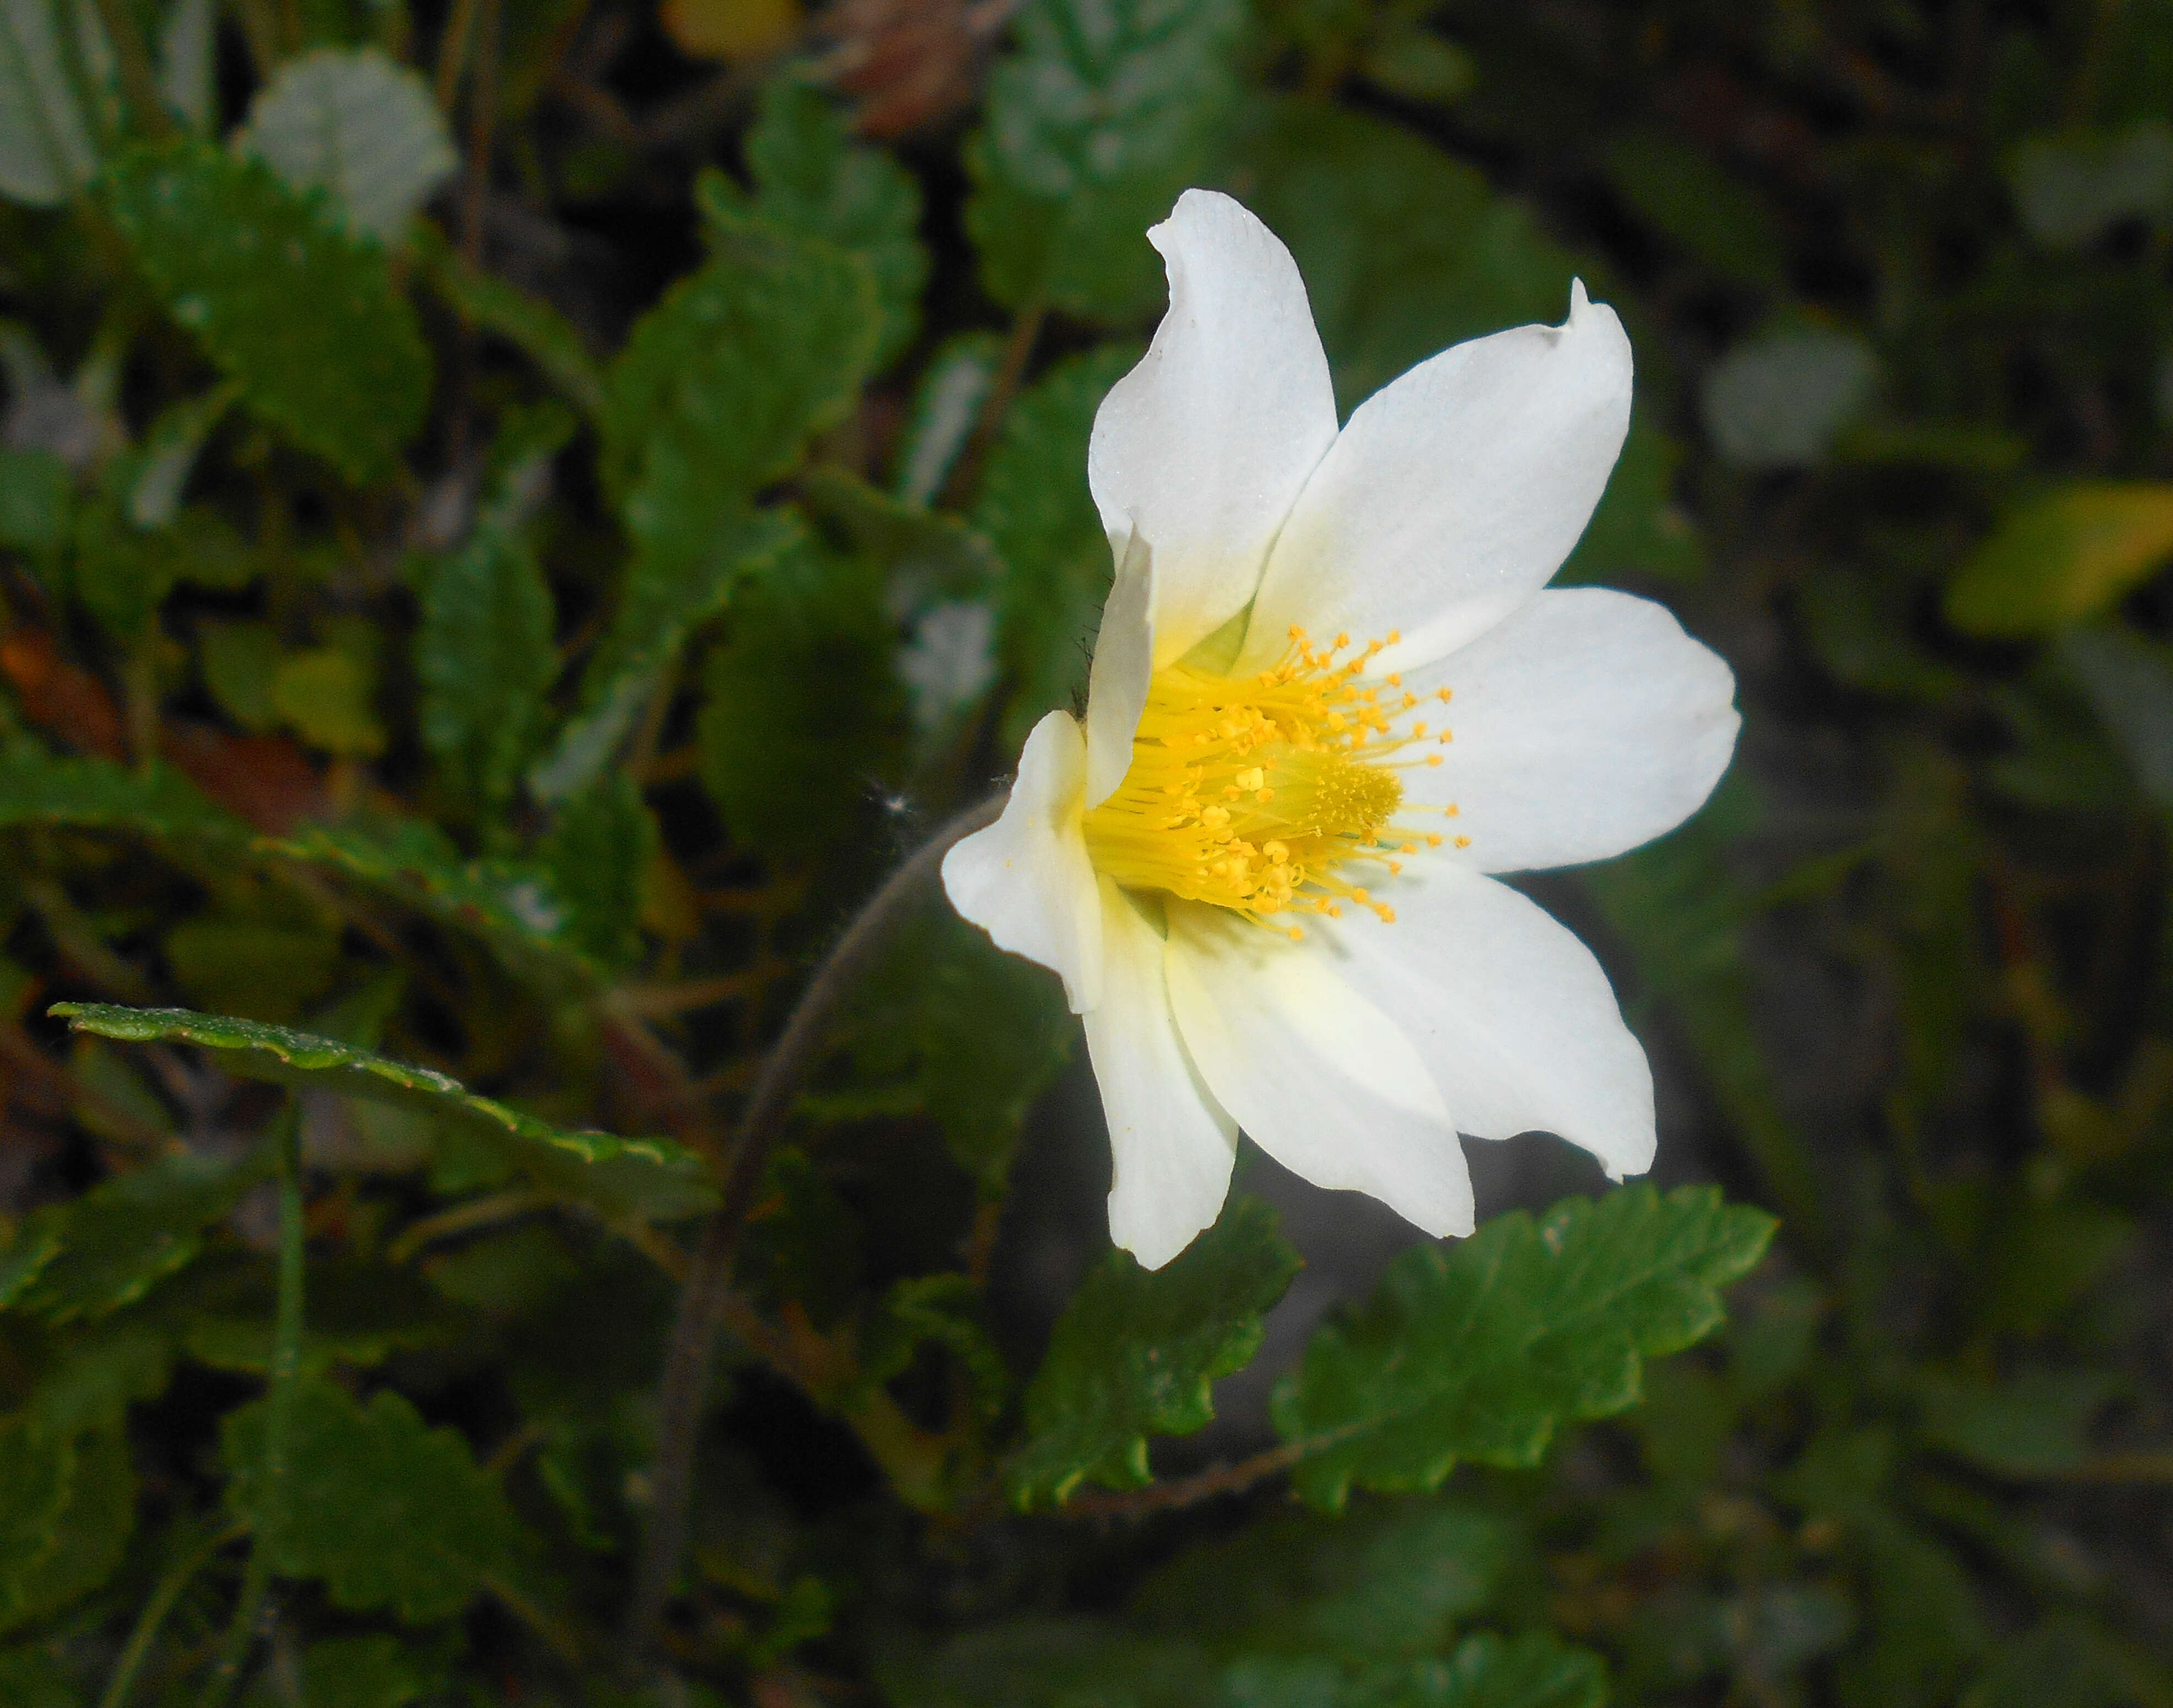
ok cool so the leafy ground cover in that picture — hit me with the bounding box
[2,0,2172,1704]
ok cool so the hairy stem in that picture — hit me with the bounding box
[101,1522,247,1708]
[622,791,1006,1668]
[197,1105,305,1708]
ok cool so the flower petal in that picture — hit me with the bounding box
[1402,588,1739,872]
[941,710,1103,1012]
[1319,863,1655,1180]
[1083,526,1155,809]
[1086,881,1239,1269]
[1236,282,1633,678]
[1164,903,1474,1239]
[1088,188,1339,668]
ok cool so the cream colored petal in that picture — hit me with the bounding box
[1236,281,1633,679]
[940,710,1103,1012]
[1086,881,1239,1270]
[1164,902,1474,1239]
[1400,588,1739,873]
[1317,863,1656,1181]
[1083,525,1155,810]
[1088,189,1340,667]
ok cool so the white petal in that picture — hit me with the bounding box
[1088,189,1339,668]
[1236,281,1633,679]
[1083,526,1154,809]
[941,710,1103,1012]
[1402,588,1739,873]
[1164,903,1474,1239]
[1316,864,1655,1180]
[1086,881,1239,1270]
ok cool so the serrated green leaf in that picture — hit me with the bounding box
[970,342,1138,741]
[0,743,247,842]
[1130,1500,1511,1663]
[49,1004,711,1224]
[530,504,800,806]
[967,0,1245,321]
[0,1421,133,1635]
[700,78,928,369]
[25,1318,175,1434]
[8,1150,248,1324]
[415,515,558,813]
[412,222,606,419]
[236,47,456,241]
[1272,1186,1774,1511]
[1945,482,2173,637]
[861,1274,1009,1421]
[0,0,97,206]
[223,1379,533,1621]
[1007,1196,1300,1508]
[102,138,432,482]
[536,771,655,968]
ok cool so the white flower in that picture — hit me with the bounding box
[942,190,1740,1269]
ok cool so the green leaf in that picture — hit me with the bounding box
[536,771,655,968]
[1223,99,1581,412]
[966,0,1245,320]
[601,212,876,508]
[695,529,903,859]
[0,1642,75,1708]
[861,1274,1009,1421]
[271,645,384,756]
[1400,1632,1608,1708]
[7,1150,248,1324]
[971,342,1139,741]
[1604,132,1789,288]
[223,1379,533,1621]
[412,222,606,419]
[1916,1368,2118,1477]
[701,78,929,370]
[1701,328,1879,470]
[0,0,98,206]
[837,901,1075,1197]
[0,744,247,843]
[102,138,433,482]
[876,1619,1216,1708]
[1007,1196,1301,1508]
[0,446,71,554]
[50,1004,711,1222]
[1272,1186,1774,1511]
[1945,482,2173,637]
[415,514,558,813]
[166,913,341,1022]
[235,46,457,241]
[0,1421,132,1635]
[530,501,800,807]
[1130,1500,1512,1663]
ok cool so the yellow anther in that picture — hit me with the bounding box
[1234,767,1265,792]
[1427,755,1443,767]
[1351,887,1371,904]
[1426,833,1442,847]
[1437,687,1452,702]
[1377,906,1396,923]
[1438,729,1453,743]
[1454,835,1471,848]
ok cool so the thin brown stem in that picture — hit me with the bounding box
[622,791,1007,1671]
[89,0,175,139]
[1057,1441,1310,1522]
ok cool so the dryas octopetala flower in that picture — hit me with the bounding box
[942,189,1740,1269]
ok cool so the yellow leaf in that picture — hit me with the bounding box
[271,649,386,757]
[659,0,801,63]
[1945,482,2173,637]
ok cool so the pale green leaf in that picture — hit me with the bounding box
[102,138,433,482]
[0,0,96,206]
[236,46,456,241]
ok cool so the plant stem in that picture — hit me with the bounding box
[622,791,1007,1669]
[101,1522,248,1708]
[197,1104,305,1708]
[1056,1441,1310,1522]
[88,0,174,140]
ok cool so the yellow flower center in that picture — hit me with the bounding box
[1083,627,1465,936]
